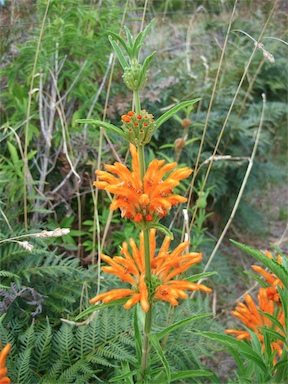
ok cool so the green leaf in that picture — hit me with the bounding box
[108,32,132,57]
[148,335,170,383]
[243,271,270,288]
[154,99,201,131]
[27,150,37,160]
[230,240,288,290]
[184,271,217,283]
[196,331,267,373]
[75,298,128,320]
[152,224,173,240]
[108,36,130,69]
[256,326,285,344]
[124,26,134,48]
[133,19,155,58]
[185,137,200,145]
[7,141,20,165]
[138,51,156,84]
[170,370,213,382]
[157,313,213,340]
[110,368,139,383]
[277,286,288,333]
[257,310,285,334]
[76,119,128,140]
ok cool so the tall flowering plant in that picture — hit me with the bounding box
[76,20,213,382]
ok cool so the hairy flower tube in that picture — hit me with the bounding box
[90,229,212,311]
[252,250,283,305]
[225,289,285,366]
[94,144,192,228]
[0,343,11,384]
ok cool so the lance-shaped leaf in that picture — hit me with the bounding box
[138,51,156,86]
[152,224,173,240]
[154,99,201,131]
[108,36,129,70]
[124,25,134,48]
[156,313,213,340]
[230,240,288,290]
[148,335,170,383]
[76,119,128,141]
[257,309,285,334]
[243,271,270,288]
[75,298,128,320]
[108,31,132,57]
[185,271,216,283]
[132,19,155,59]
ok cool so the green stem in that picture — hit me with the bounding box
[135,90,141,115]
[138,145,145,186]
[141,304,152,375]
[134,88,153,379]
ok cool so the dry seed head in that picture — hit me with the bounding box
[17,241,34,252]
[181,118,191,128]
[174,138,186,152]
[34,228,70,238]
[263,49,275,63]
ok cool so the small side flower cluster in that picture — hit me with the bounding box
[226,250,285,366]
[121,110,155,145]
[225,289,285,366]
[94,144,192,228]
[90,229,212,312]
[0,343,11,384]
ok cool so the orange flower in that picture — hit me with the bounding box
[225,289,285,366]
[94,144,192,227]
[0,343,11,384]
[252,250,283,305]
[90,229,211,312]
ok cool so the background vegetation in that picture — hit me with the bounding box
[0,0,287,382]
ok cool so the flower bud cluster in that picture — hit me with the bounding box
[123,63,146,91]
[121,110,155,145]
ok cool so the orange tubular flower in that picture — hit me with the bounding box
[0,343,11,384]
[89,229,211,312]
[252,250,283,305]
[225,289,285,366]
[94,144,192,227]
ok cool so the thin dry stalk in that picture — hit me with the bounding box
[180,0,239,243]
[188,0,278,236]
[93,0,129,295]
[24,0,51,230]
[191,93,266,298]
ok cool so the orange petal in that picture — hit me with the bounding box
[252,265,275,285]
[124,293,141,309]
[139,275,149,312]
[0,344,11,369]
[129,238,143,273]
[149,229,156,260]
[0,378,10,384]
[102,289,136,303]
[154,292,178,306]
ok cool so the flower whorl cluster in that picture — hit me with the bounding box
[121,110,156,145]
[90,230,212,312]
[94,144,192,228]
[225,289,285,366]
